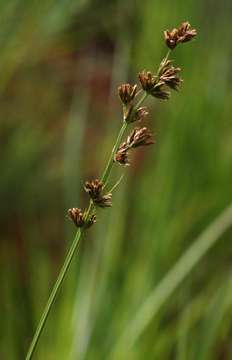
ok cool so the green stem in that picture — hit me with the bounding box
[26,229,82,360]
[101,121,128,184]
[25,122,128,360]
[25,88,149,360]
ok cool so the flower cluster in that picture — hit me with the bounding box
[158,59,182,90]
[118,84,137,105]
[84,179,112,208]
[138,59,182,100]
[68,21,197,229]
[114,127,154,165]
[138,70,170,99]
[26,22,198,359]
[164,21,197,50]
[68,179,112,227]
[118,83,149,123]
[68,208,96,228]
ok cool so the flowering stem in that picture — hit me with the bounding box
[25,20,197,358]
[101,91,148,184]
[25,80,149,360]
[25,119,128,360]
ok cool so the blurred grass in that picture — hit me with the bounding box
[1,0,232,359]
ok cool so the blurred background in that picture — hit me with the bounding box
[1,0,232,359]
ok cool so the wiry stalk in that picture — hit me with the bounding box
[25,91,148,360]
[25,229,82,360]
[25,20,197,356]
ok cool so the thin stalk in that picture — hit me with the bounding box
[26,229,82,360]
[101,121,128,184]
[25,121,128,360]
[108,174,125,193]
[25,83,149,360]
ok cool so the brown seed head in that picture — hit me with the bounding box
[138,71,156,91]
[151,82,170,99]
[159,59,182,90]
[164,28,179,49]
[68,208,96,229]
[115,127,154,166]
[138,70,170,100]
[114,148,130,166]
[177,22,197,43]
[84,179,103,200]
[118,83,137,105]
[68,208,85,228]
[164,22,197,49]
[84,179,112,207]
[127,127,155,149]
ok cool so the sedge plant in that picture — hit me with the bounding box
[26,21,197,359]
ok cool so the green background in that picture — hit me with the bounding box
[1,0,232,359]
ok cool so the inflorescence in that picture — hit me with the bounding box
[68,21,197,228]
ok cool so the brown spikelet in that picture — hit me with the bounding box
[114,148,130,166]
[127,127,154,149]
[118,84,137,105]
[159,58,182,90]
[164,21,197,49]
[138,71,156,92]
[84,179,112,207]
[138,70,170,100]
[68,208,85,228]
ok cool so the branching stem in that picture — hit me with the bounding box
[25,46,170,358]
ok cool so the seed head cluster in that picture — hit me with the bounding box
[118,84,137,105]
[164,21,197,50]
[114,148,130,166]
[114,127,154,165]
[84,179,112,208]
[68,21,197,229]
[159,59,182,90]
[68,208,96,228]
[138,59,182,100]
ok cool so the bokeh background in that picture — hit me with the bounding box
[1,0,232,359]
